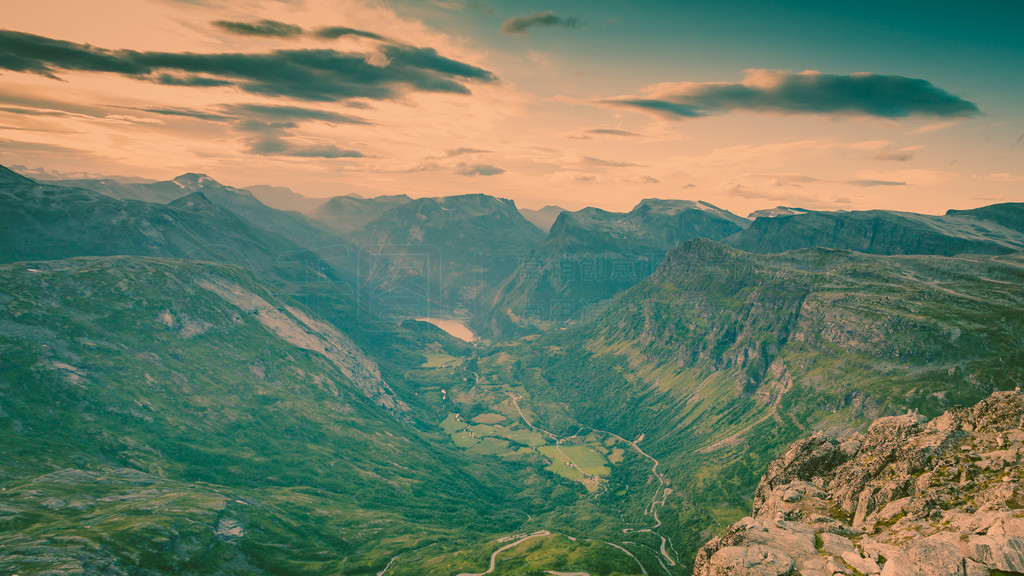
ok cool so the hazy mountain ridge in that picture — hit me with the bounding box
[519,205,567,232]
[344,193,546,316]
[47,172,342,253]
[245,184,329,214]
[0,175,309,271]
[481,199,749,336]
[725,206,1024,255]
[310,193,413,235]
[693,390,1024,575]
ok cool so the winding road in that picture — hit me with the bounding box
[454,531,551,576]
[507,392,680,569]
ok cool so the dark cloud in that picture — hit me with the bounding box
[212,20,304,38]
[227,106,369,158]
[607,98,703,118]
[380,45,495,85]
[455,162,504,176]
[600,70,980,119]
[502,11,580,34]
[211,20,386,42]
[240,120,364,158]
[445,147,490,157]
[137,104,368,159]
[0,30,497,103]
[154,73,234,87]
[846,179,906,187]
[137,106,231,121]
[0,106,73,117]
[314,26,387,41]
[250,139,364,158]
[0,30,148,78]
[220,103,370,124]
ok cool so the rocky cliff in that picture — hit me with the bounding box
[694,390,1024,575]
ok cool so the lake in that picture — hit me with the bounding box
[416,318,478,342]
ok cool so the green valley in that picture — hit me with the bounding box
[2,164,1023,575]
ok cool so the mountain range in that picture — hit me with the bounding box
[726,205,1024,255]
[480,199,750,336]
[2,162,1022,575]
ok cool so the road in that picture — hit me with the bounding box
[455,531,551,576]
[508,392,680,569]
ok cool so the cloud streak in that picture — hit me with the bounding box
[212,20,303,38]
[445,147,490,157]
[503,11,580,34]
[313,26,388,41]
[455,163,504,176]
[599,69,980,119]
[847,179,906,187]
[138,103,370,159]
[212,20,388,42]
[238,119,365,158]
[0,30,497,103]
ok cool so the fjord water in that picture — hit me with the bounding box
[417,317,479,342]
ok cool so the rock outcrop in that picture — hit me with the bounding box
[694,390,1024,576]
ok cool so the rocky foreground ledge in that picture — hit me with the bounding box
[694,390,1024,576]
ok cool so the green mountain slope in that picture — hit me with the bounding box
[0,170,423,375]
[0,256,574,575]
[344,194,546,317]
[725,206,1024,255]
[946,201,1024,233]
[472,239,1024,562]
[481,200,749,336]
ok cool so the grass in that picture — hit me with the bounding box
[559,446,611,476]
[472,412,508,425]
[440,413,468,434]
[422,352,460,368]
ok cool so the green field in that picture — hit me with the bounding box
[441,412,468,434]
[472,412,508,424]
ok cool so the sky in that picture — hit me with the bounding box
[1,0,1022,215]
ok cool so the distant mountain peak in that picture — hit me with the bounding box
[632,198,699,212]
[0,164,36,185]
[747,206,810,219]
[171,173,220,190]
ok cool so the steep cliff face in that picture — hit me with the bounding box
[694,390,1024,576]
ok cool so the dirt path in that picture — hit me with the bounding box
[455,531,551,576]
